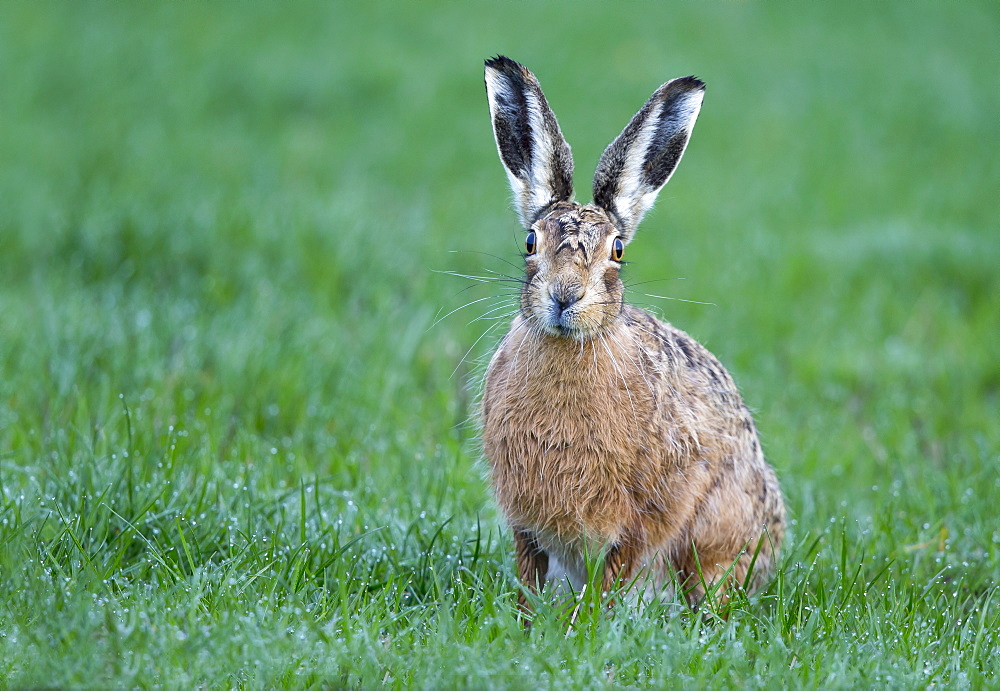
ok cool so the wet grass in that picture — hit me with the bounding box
[1,1,997,687]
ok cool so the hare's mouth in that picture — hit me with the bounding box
[539,320,584,339]
[536,298,592,338]
[530,307,607,342]
[524,284,612,339]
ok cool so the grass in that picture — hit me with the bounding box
[1,1,997,687]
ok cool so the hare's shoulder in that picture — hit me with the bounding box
[622,305,739,392]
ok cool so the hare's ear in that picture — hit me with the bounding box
[592,77,705,242]
[485,56,574,227]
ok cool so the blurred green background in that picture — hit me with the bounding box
[0,1,997,686]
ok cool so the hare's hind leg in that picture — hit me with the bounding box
[678,535,776,611]
[514,529,549,616]
[601,536,657,609]
[601,540,640,596]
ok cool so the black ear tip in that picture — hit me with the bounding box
[485,55,525,76]
[654,75,706,102]
[679,76,707,92]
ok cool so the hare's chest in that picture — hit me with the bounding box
[483,343,642,455]
[482,340,650,537]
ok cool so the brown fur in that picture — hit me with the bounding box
[481,57,784,610]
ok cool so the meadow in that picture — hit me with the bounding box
[0,2,997,687]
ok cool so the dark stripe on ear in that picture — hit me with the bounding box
[643,76,705,190]
[485,56,534,178]
[591,75,705,241]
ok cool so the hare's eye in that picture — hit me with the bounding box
[525,231,537,255]
[611,237,625,262]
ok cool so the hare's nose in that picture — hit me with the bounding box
[550,286,582,316]
[554,294,579,314]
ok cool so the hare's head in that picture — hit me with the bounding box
[484,56,704,339]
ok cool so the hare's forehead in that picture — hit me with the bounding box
[533,206,616,251]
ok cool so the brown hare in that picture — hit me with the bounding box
[480,56,785,612]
